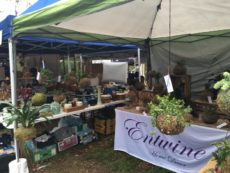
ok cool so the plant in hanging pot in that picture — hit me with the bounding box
[213,139,230,173]
[2,101,48,141]
[39,69,53,86]
[213,72,230,115]
[148,95,192,135]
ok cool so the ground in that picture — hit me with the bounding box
[30,135,174,173]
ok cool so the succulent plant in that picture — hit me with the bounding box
[214,72,230,115]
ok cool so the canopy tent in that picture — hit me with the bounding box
[12,0,230,94]
[0,0,136,54]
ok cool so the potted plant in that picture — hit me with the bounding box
[213,139,230,173]
[52,90,65,103]
[201,106,219,124]
[173,60,187,75]
[213,72,230,115]
[148,95,192,135]
[2,101,48,141]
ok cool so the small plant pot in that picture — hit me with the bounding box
[53,94,65,103]
[14,127,36,141]
[156,114,185,135]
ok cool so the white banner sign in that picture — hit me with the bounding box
[114,109,229,173]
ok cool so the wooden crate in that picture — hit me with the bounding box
[94,118,115,135]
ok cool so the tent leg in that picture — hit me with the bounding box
[137,48,141,82]
[8,38,19,162]
[145,39,152,89]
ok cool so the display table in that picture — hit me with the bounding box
[35,100,127,123]
[114,108,229,173]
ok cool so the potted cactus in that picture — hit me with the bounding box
[148,95,192,135]
[213,72,230,115]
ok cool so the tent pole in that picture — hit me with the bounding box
[145,38,152,89]
[8,38,19,162]
[67,49,71,73]
[137,48,141,82]
[80,54,83,73]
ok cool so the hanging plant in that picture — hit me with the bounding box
[213,72,230,115]
[40,69,53,86]
[148,95,192,135]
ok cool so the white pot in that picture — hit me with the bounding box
[9,158,29,173]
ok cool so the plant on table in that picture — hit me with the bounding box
[213,72,230,115]
[2,101,48,141]
[201,106,219,124]
[213,139,230,173]
[148,95,192,135]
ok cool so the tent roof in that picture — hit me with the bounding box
[13,0,230,45]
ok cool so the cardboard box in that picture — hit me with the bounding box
[57,135,78,152]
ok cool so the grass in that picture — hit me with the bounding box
[31,136,174,173]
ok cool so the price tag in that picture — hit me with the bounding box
[164,74,174,93]
[36,72,40,81]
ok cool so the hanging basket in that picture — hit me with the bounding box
[14,127,36,141]
[156,114,185,135]
[216,90,230,115]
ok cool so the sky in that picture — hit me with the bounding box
[0,0,37,21]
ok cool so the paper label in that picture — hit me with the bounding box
[36,72,40,81]
[164,74,174,93]
[42,59,45,69]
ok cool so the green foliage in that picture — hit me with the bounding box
[2,101,48,128]
[214,72,230,91]
[40,69,53,85]
[213,139,230,169]
[148,95,192,127]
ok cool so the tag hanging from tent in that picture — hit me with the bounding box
[57,75,61,82]
[36,72,40,81]
[0,30,2,46]
[164,74,174,93]
[42,59,45,69]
